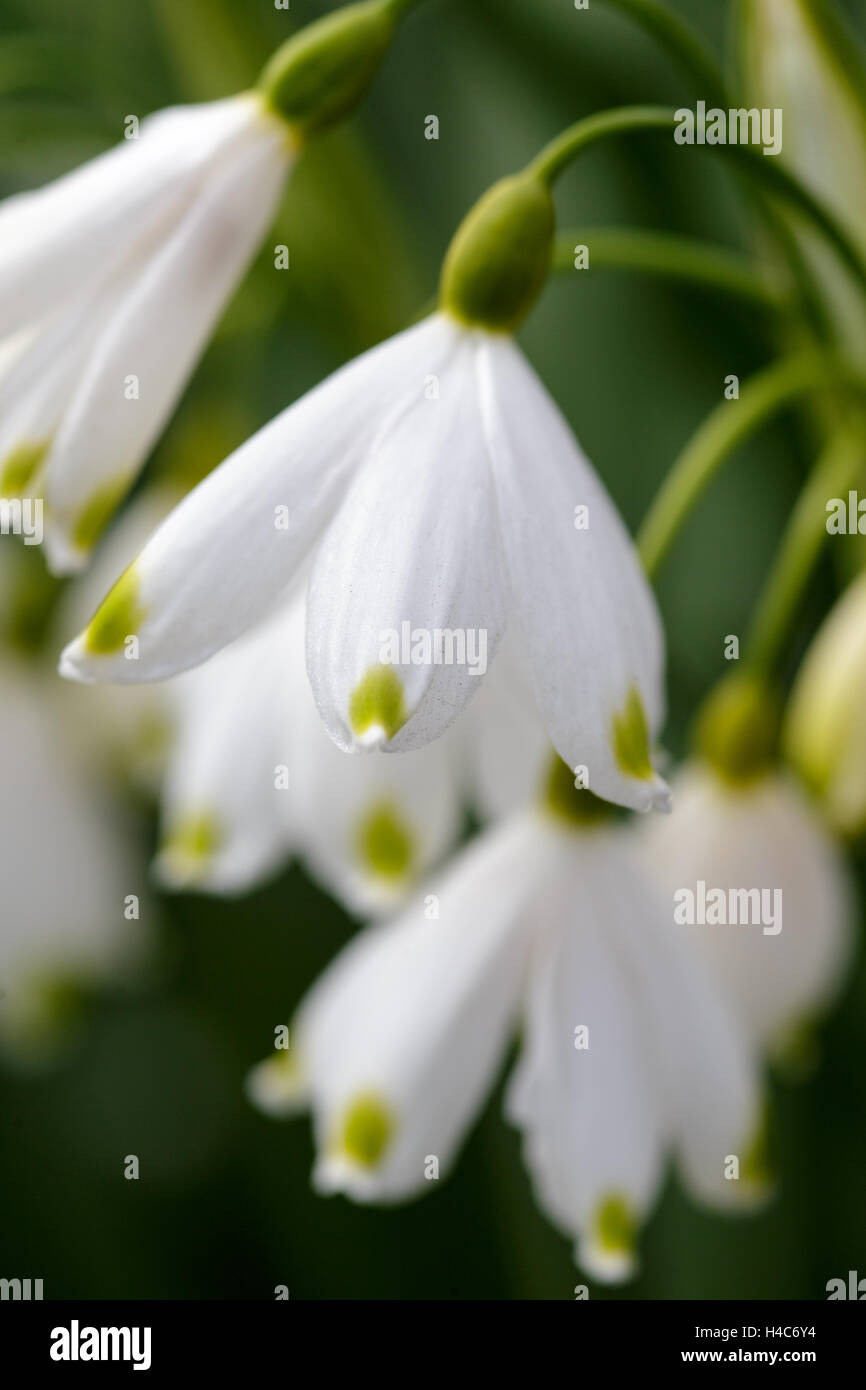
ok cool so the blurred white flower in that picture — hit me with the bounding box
[640,760,854,1055]
[0,661,148,1061]
[784,570,866,838]
[61,311,669,814]
[0,94,291,573]
[155,590,464,910]
[247,768,762,1283]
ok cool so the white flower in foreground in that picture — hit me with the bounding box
[0,662,147,1061]
[0,94,291,573]
[60,297,669,812]
[247,767,763,1282]
[640,758,854,1055]
[155,590,463,908]
[783,570,866,838]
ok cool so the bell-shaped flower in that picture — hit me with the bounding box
[640,674,854,1054]
[783,570,866,838]
[61,173,669,814]
[0,662,148,1062]
[247,762,762,1282]
[0,94,292,573]
[154,589,464,908]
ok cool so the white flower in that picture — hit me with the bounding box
[639,760,854,1054]
[247,780,762,1282]
[154,588,465,909]
[784,571,866,837]
[61,311,669,813]
[0,93,292,573]
[0,662,148,1061]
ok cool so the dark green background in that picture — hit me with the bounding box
[1,0,864,1299]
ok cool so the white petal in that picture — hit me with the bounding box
[478,335,669,813]
[306,318,508,753]
[293,813,552,1202]
[59,315,452,684]
[0,666,145,1053]
[0,95,274,338]
[465,629,551,821]
[639,762,855,1049]
[507,828,666,1283]
[155,613,295,895]
[41,123,291,574]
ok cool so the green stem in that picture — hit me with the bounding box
[745,424,866,674]
[594,0,728,105]
[638,353,862,579]
[553,226,788,311]
[526,106,866,302]
[382,0,425,17]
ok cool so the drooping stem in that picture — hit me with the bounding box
[745,424,866,674]
[526,107,866,302]
[593,0,728,105]
[638,353,863,580]
[553,226,788,312]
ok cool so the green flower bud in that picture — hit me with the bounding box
[439,172,555,333]
[693,671,780,786]
[784,569,866,836]
[259,0,397,139]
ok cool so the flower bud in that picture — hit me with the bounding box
[259,0,396,139]
[784,569,866,835]
[439,172,555,333]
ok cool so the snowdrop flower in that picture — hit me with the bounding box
[0,661,147,1062]
[0,0,419,573]
[247,761,762,1282]
[61,165,669,814]
[783,570,866,838]
[640,674,854,1054]
[155,589,463,909]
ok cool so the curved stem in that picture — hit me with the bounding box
[745,424,866,674]
[526,106,866,302]
[553,226,788,311]
[594,0,728,105]
[638,354,862,579]
[383,0,426,18]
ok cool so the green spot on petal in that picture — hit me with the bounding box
[349,666,407,743]
[340,1093,393,1168]
[357,800,415,881]
[741,1101,774,1193]
[542,753,616,827]
[162,813,222,868]
[611,687,653,781]
[83,563,145,656]
[0,440,49,495]
[594,1193,637,1258]
[71,477,131,555]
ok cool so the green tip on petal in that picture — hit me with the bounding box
[594,1193,637,1258]
[611,687,654,782]
[741,1101,775,1195]
[439,171,555,332]
[694,671,779,786]
[340,1093,394,1168]
[0,440,49,495]
[357,800,415,881]
[161,813,222,873]
[83,562,145,656]
[71,477,131,556]
[349,666,407,744]
[541,753,616,828]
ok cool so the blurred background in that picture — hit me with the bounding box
[1,0,865,1299]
